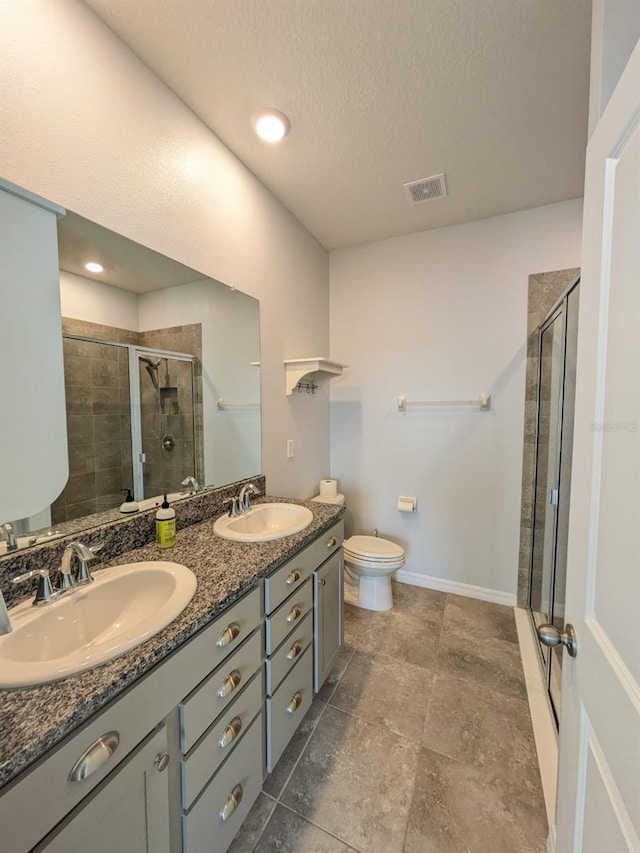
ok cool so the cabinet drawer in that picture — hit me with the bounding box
[266,647,313,772]
[264,520,344,614]
[205,586,261,670]
[180,630,262,752]
[265,611,313,696]
[265,578,312,655]
[181,671,263,810]
[183,712,263,853]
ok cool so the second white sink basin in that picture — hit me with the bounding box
[0,561,196,688]
[214,503,313,542]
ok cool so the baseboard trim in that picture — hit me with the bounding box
[547,824,556,853]
[394,570,517,607]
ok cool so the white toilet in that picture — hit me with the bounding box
[311,493,405,611]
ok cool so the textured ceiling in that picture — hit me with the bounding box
[85,0,592,250]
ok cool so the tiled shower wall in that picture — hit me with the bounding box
[517,268,579,608]
[139,325,204,498]
[52,319,202,524]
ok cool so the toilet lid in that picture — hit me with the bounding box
[343,535,404,561]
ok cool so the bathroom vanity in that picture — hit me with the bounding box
[0,497,344,852]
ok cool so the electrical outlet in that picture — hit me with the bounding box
[287,439,295,459]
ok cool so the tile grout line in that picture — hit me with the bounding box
[276,799,364,853]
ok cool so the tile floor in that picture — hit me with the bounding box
[230,582,548,853]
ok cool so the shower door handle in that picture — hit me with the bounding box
[537,623,578,658]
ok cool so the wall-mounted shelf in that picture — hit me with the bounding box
[284,358,347,396]
[397,393,491,411]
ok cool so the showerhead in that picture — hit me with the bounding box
[140,356,161,391]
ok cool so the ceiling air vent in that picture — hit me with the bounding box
[404,173,447,205]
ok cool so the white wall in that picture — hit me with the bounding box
[330,200,583,598]
[60,270,139,330]
[589,0,640,136]
[0,0,329,498]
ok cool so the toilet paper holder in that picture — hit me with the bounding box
[397,496,417,513]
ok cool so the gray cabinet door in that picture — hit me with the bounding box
[313,550,344,692]
[37,726,170,853]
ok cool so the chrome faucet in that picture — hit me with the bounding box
[0,588,11,634]
[62,541,100,587]
[238,483,260,513]
[0,523,18,553]
[181,476,201,494]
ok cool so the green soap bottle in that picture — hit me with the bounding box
[155,494,176,548]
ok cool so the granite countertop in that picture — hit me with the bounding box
[0,497,344,790]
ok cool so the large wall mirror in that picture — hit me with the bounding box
[2,208,261,552]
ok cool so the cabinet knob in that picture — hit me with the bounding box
[327,537,337,548]
[286,606,302,623]
[218,717,243,749]
[286,570,300,585]
[216,622,241,648]
[154,752,170,772]
[287,692,303,714]
[217,669,242,698]
[68,731,120,782]
[286,641,302,660]
[320,579,327,586]
[220,784,243,821]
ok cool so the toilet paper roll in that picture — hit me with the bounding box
[319,479,338,498]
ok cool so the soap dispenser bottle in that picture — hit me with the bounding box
[119,488,139,514]
[155,494,176,548]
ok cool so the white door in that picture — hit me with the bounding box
[554,40,640,852]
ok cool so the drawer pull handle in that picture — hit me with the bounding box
[287,692,303,714]
[286,606,302,623]
[217,622,241,648]
[68,731,120,782]
[218,669,242,698]
[154,752,170,772]
[327,537,337,548]
[220,784,243,821]
[286,641,302,660]
[218,717,243,749]
[286,570,300,585]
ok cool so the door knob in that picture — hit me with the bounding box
[537,623,578,658]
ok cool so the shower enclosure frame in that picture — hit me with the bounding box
[527,275,580,726]
[62,334,198,504]
[128,346,198,501]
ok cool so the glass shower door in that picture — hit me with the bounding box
[528,282,579,725]
[134,351,196,500]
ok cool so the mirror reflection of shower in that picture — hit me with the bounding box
[139,356,168,442]
[135,349,197,501]
[52,336,200,524]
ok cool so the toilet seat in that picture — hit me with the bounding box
[343,535,405,572]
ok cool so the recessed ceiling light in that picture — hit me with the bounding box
[84,261,104,274]
[253,109,290,143]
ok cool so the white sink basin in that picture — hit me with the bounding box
[213,503,313,542]
[0,561,196,688]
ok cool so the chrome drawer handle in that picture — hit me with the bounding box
[285,570,300,585]
[154,752,170,772]
[286,641,302,660]
[218,717,243,749]
[220,784,243,821]
[217,669,242,698]
[68,731,120,782]
[327,537,337,548]
[286,606,302,623]
[217,622,241,648]
[287,692,303,714]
